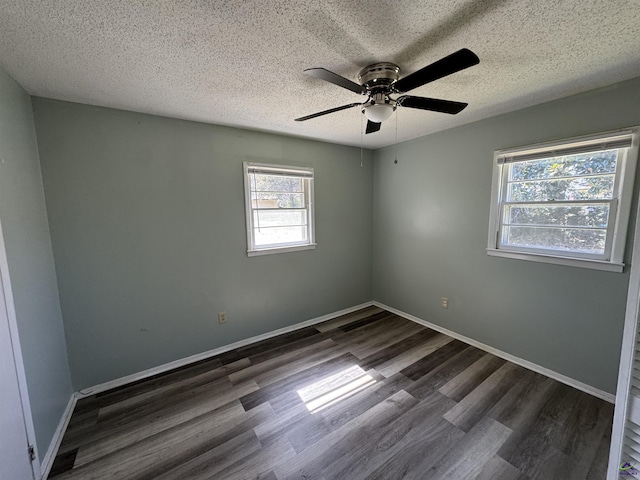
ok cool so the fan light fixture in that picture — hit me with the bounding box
[363,103,395,123]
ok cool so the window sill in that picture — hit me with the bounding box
[247,244,316,257]
[486,248,624,273]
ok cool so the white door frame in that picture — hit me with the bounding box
[0,220,40,479]
[607,236,640,478]
[608,134,640,478]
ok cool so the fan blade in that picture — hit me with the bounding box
[393,48,479,93]
[295,103,362,122]
[397,95,468,115]
[304,68,365,95]
[366,120,382,134]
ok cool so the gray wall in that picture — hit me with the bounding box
[373,76,640,395]
[33,99,374,390]
[28,75,639,397]
[0,68,73,455]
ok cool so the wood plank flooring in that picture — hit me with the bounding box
[48,306,613,479]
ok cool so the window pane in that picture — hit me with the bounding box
[251,192,305,208]
[507,175,614,202]
[505,204,609,228]
[503,225,606,254]
[254,226,308,246]
[252,174,304,193]
[245,164,315,253]
[254,210,307,228]
[510,150,618,181]
[489,133,638,267]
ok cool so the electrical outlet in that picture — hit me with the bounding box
[441,297,449,309]
[218,312,227,324]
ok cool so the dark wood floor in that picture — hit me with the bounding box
[48,306,613,479]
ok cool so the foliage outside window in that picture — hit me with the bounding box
[243,162,315,256]
[487,129,639,272]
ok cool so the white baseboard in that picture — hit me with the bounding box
[373,301,616,404]
[40,392,79,480]
[78,301,375,397]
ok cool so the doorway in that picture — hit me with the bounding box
[0,222,38,480]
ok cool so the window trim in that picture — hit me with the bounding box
[487,127,639,272]
[243,162,316,256]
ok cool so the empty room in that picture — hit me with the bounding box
[2,1,640,479]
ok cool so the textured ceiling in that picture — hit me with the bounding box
[1,0,639,149]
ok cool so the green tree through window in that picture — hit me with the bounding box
[488,129,638,271]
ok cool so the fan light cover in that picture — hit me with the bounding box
[363,103,394,123]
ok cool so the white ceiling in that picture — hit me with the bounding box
[1,0,639,149]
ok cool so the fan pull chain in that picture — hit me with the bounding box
[394,107,398,164]
[360,110,364,167]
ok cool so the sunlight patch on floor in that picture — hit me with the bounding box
[297,365,376,413]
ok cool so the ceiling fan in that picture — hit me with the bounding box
[295,48,479,134]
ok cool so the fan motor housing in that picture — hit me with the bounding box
[357,62,400,92]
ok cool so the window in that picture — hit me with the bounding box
[487,128,639,272]
[243,162,315,256]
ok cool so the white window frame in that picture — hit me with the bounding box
[487,127,639,272]
[243,162,316,256]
